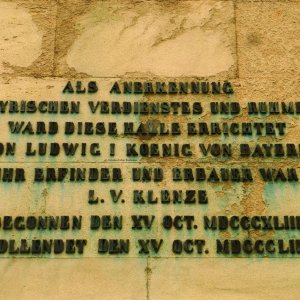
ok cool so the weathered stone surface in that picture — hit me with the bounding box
[0,0,56,77]
[1,0,300,299]
[0,258,147,299]
[149,258,300,300]
[55,0,236,78]
[237,1,300,78]
[0,77,299,258]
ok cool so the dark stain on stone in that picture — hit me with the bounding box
[247,33,261,46]
[137,119,161,141]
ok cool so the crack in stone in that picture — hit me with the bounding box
[119,14,142,36]
[51,0,59,76]
[151,18,190,48]
[145,258,152,300]
[150,5,223,48]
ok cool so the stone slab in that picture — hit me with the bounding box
[0,258,147,300]
[0,0,57,77]
[149,258,300,300]
[55,0,237,78]
[0,77,299,259]
[237,1,300,79]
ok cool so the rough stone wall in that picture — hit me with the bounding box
[0,0,300,299]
